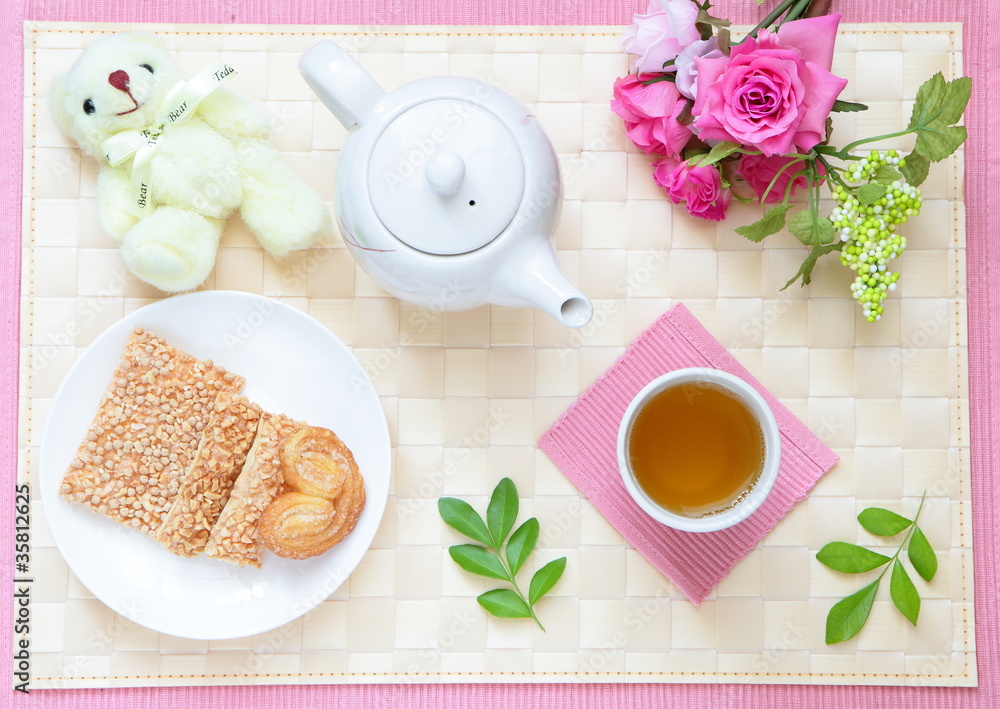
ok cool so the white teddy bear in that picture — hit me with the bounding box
[50,32,329,292]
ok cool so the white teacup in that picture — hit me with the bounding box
[616,367,782,533]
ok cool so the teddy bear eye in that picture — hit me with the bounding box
[83,99,95,115]
[139,63,154,74]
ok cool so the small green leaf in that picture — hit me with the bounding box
[448,544,509,581]
[477,589,532,619]
[858,182,888,206]
[781,242,842,289]
[816,542,892,573]
[486,477,519,547]
[831,99,869,113]
[787,209,836,247]
[695,141,740,168]
[505,518,539,576]
[873,165,903,186]
[528,557,567,605]
[908,526,938,582]
[900,151,930,187]
[890,560,921,625]
[858,508,913,537]
[439,497,494,547]
[825,579,880,644]
[735,204,790,243]
[640,74,674,85]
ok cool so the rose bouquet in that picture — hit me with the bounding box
[612,0,970,322]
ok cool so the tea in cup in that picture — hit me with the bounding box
[616,368,781,532]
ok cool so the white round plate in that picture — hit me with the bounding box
[39,291,391,640]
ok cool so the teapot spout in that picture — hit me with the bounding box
[298,41,385,129]
[496,245,593,328]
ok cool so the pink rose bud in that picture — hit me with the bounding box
[653,158,731,222]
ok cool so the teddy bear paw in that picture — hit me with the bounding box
[121,207,223,292]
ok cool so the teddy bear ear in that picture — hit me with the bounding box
[48,73,74,138]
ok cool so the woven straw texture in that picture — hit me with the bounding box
[18,22,972,688]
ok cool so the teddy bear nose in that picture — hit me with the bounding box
[108,70,130,92]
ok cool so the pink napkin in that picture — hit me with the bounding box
[538,303,839,604]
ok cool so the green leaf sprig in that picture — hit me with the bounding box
[817,492,938,644]
[438,478,566,630]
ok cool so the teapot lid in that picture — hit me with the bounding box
[367,99,525,255]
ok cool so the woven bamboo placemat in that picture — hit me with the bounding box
[18,21,974,688]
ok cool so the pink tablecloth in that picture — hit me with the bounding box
[3,1,996,708]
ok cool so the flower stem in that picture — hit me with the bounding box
[746,0,799,38]
[837,129,915,157]
[780,0,814,25]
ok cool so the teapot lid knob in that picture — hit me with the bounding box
[368,98,526,256]
[425,151,465,196]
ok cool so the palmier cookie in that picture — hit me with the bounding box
[258,492,340,560]
[261,473,365,560]
[280,426,357,500]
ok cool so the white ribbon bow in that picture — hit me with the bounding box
[100,63,238,217]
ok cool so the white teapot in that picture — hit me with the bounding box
[298,41,593,328]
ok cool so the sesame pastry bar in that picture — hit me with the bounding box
[60,328,244,538]
[154,393,262,557]
[204,412,307,568]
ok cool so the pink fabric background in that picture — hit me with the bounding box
[2,1,995,707]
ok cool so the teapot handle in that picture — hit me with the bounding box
[298,40,385,129]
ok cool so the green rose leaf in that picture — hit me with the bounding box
[890,560,921,625]
[831,99,869,113]
[477,588,532,619]
[825,579,880,644]
[938,75,973,126]
[858,507,913,537]
[908,73,971,162]
[908,526,939,582]
[858,182,888,206]
[529,557,567,605]
[735,204,791,243]
[900,151,931,187]
[816,541,892,573]
[908,72,946,131]
[788,209,836,247]
[696,141,741,168]
[439,497,495,547]
[915,124,967,164]
[505,518,539,576]
[448,544,510,581]
[486,477,519,547]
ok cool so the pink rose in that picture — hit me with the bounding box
[738,153,825,203]
[621,0,702,74]
[653,158,731,221]
[691,14,849,156]
[611,74,693,159]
